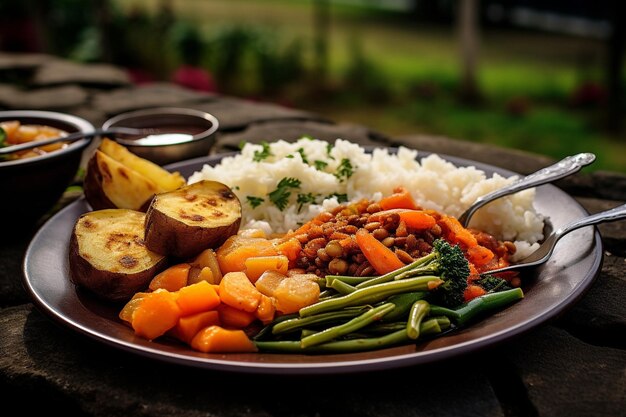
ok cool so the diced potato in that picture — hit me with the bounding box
[273,275,320,314]
[254,270,287,297]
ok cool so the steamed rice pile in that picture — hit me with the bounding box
[188,138,543,260]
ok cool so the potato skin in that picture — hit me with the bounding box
[69,209,168,302]
[83,153,117,211]
[82,139,186,212]
[144,180,242,259]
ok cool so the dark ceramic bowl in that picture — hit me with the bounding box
[0,110,94,229]
[102,107,219,166]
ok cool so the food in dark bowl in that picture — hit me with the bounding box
[102,107,219,166]
[0,110,94,230]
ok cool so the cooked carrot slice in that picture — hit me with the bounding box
[355,228,404,275]
[466,245,495,267]
[378,187,419,210]
[398,210,436,230]
[438,215,478,248]
[464,284,487,302]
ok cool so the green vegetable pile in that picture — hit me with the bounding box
[254,239,524,353]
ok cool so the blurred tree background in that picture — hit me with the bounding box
[0,0,624,173]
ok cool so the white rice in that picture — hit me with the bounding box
[187,138,543,260]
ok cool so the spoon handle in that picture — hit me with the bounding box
[0,127,148,155]
[557,202,626,237]
[483,202,626,276]
[459,153,596,227]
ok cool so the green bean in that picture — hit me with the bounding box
[324,275,376,286]
[354,251,439,289]
[300,275,442,317]
[429,287,524,327]
[255,317,446,353]
[328,278,357,295]
[407,300,430,339]
[271,306,369,335]
[380,291,427,322]
[300,303,395,348]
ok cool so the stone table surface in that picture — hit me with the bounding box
[1,53,625,417]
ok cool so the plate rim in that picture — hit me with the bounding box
[21,150,604,375]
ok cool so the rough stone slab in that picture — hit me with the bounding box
[33,61,131,87]
[0,84,88,110]
[92,83,215,116]
[0,52,61,70]
[0,235,31,308]
[1,305,504,417]
[505,325,626,417]
[213,119,389,153]
[192,97,326,131]
[555,256,626,349]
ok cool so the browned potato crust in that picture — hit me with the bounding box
[83,138,186,211]
[144,180,242,258]
[69,209,168,302]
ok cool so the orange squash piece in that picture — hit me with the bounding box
[217,304,257,328]
[255,294,276,324]
[244,255,289,283]
[219,271,262,312]
[130,290,181,340]
[176,280,221,316]
[149,263,190,292]
[274,237,302,267]
[190,325,257,353]
[216,235,279,274]
[466,245,495,267]
[169,310,221,344]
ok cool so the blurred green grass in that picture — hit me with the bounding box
[112,0,625,173]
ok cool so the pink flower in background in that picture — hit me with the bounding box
[171,65,217,92]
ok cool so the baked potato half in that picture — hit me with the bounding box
[144,180,242,259]
[69,209,168,302]
[83,138,186,211]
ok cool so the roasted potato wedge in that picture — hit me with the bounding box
[144,180,242,258]
[83,138,186,211]
[69,209,168,302]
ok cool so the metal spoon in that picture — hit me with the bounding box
[457,152,597,227]
[0,127,161,155]
[482,202,626,276]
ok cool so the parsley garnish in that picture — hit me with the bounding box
[269,177,301,211]
[326,143,335,159]
[253,141,273,162]
[297,147,308,163]
[313,160,328,171]
[334,158,355,182]
[238,140,247,150]
[326,193,348,203]
[246,196,264,208]
[296,192,319,212]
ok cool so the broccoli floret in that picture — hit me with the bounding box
[476,275,512,293]
[393,239,469,308]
